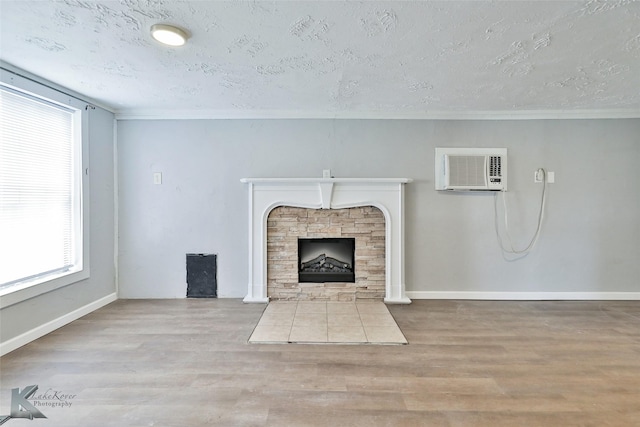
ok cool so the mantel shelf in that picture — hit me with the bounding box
[241,177,412,184]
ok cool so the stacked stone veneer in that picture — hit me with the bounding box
[267,206,385,301]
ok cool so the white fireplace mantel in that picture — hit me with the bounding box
[240,177,413,304]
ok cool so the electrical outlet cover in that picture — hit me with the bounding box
[534,170,543,183]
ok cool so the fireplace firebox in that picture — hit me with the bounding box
[298,238,355,283]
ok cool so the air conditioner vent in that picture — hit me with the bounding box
[435,147,507,191]
[448,156,486,187]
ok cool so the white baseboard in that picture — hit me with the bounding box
[0,292,117,356]
[405,291,640,301]
[243,296,269,303]
[384,297,412,304]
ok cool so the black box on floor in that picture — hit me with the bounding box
[186,253,217,298]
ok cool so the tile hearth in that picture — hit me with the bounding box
[248,301,407,345]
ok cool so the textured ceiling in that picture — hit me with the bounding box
[1,0,639,118]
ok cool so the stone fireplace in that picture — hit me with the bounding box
[240,177,412,304]
[268,206,382,301]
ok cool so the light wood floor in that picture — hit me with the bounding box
[1,299,639,426]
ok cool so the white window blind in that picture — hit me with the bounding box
[0,86,80,288]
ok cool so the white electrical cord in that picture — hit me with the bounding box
[494,168,547,257]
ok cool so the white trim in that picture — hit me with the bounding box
[113,119,119,297]
[240,177,411,184]
[0,292,117,356]
[406,291,640,300]
[241,178,412,304]
[384,296,412,304]
[115,108,640,121]
[242,296,270,304]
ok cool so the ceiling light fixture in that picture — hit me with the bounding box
[150,24,189,47]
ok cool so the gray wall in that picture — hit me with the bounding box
[117,118,640,298]
[0,106,116,343]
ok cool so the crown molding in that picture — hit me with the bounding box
[115,108,640,121]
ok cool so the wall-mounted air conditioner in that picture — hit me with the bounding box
[435,147,507,191]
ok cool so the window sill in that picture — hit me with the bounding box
[0,268,90,309]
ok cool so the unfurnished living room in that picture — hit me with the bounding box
[1,1,639,426]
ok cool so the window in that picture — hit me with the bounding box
[0,71,89,303]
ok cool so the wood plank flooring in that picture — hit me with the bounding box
[1,299,639,426]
